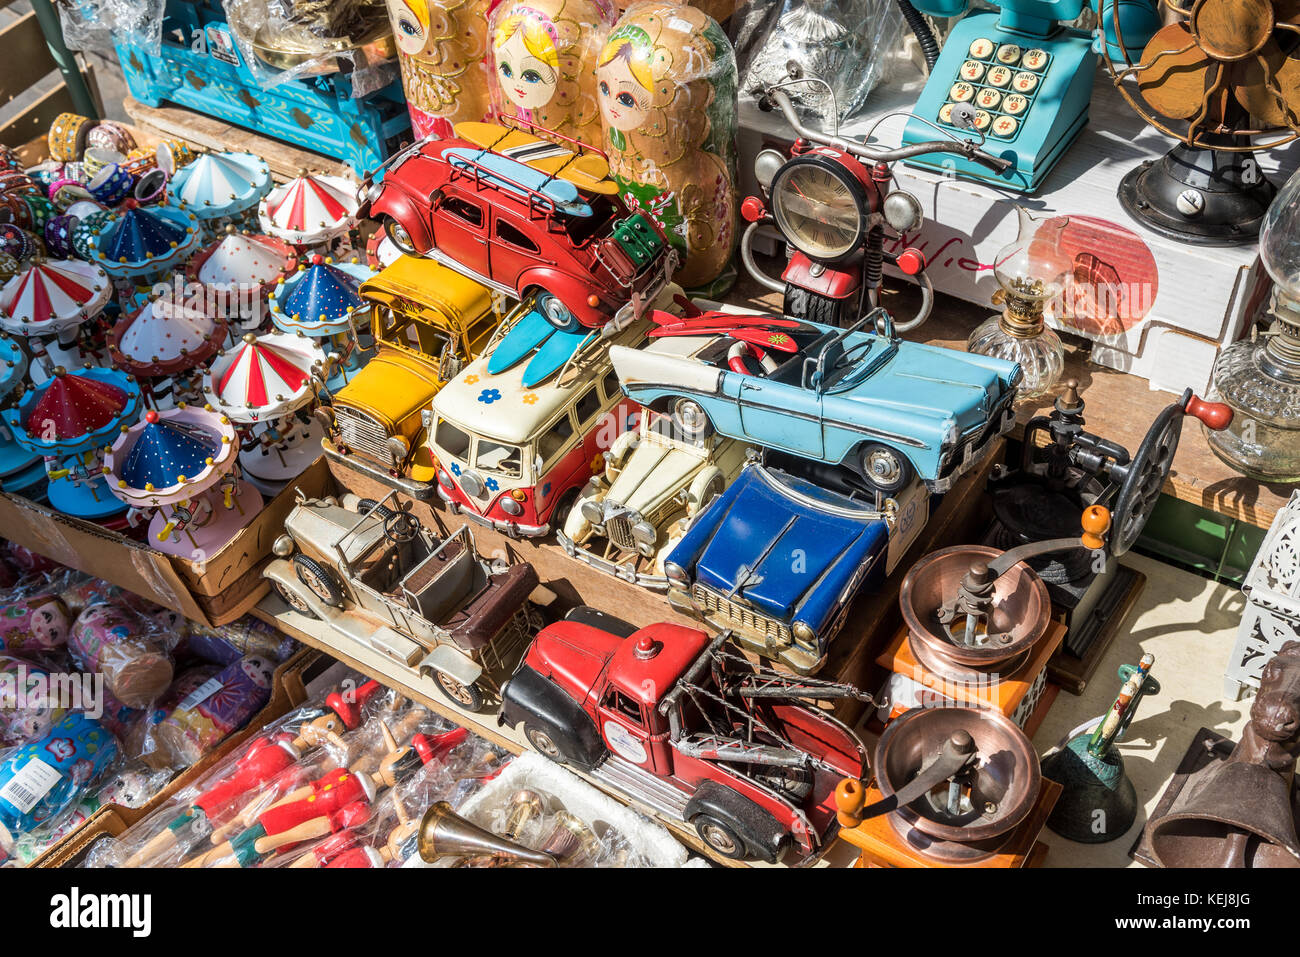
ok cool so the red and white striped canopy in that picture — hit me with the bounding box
[0,259,111,338]
[257,173,359,247]
[204,331,325,422]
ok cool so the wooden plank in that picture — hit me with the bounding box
[0,11,57,107]
[122,94,355,182]
[0,75,76,149]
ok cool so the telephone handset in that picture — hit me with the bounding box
[899,0,1107,192]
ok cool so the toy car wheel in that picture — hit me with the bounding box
[358,498,395,519]
[384,218,419,256]
[524,724,567,764]
[672,399,714,440]
[537,292,581,333]
[273,579,317,619]
[293,554,343,607]
[434,672,485,712]
[692,814,747,860]
[859,443,912,495]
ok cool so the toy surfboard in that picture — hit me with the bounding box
[488,308,554,376]
[522,327,590,389]
[455,121,619,196]
[446,147,593,218]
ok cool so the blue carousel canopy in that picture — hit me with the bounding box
[99,207,190,263]
[273,257,367,335]
[120,410,218,489]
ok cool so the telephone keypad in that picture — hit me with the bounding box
[935,38,1051,142]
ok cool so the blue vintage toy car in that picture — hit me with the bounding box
[609,309,1022,496]
[662,453,930,674]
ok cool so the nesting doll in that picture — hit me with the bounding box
[595,2,738,292]
[488,0,616,147]
[386,0,494,138]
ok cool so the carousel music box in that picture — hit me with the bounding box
[81,202,204,289]
[0,258,113,379]
[167,152,273,236]
[984,382,1231,691]
[185,225,299,333]
[203,331,328,491]
[0,365,143,519]
[267,254,375,391]
[880,505,1113,726]
[0,333,44,495]
[835,706,1060,867]
[104,405,262,558]
[106,295,229,407]
[257,171,361,251]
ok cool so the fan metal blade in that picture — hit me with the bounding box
[1236,39,1300,126]
[1191,0,1275,60]
[1138,23,1218,119]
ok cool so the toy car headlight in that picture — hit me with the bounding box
[632,519,657,545]
[943,420,960,447]
[500,496,522,516]
[460,470,484,497]
[792,621,818,650]
[272,535,295,558]
[664,561,689,588]
[360,179,385,206]
[580,499,604,526]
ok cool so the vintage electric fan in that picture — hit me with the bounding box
[1101,0,1299,244]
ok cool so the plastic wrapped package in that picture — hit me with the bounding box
[177,616,298,667]
[0,565,93,656]
[0,655,69,747]
[384,0,493,137]
[731,0,904,124]
[66,598,175,710]
[80,677,396,867]
[56,0,167,56]
[406,750,695,867]
[223,0,399,90]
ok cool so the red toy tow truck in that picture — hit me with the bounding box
[499,607,871,863]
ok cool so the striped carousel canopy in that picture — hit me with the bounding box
[0,259,111,338]
[258,172,358,247]
[192,226,296,288]
[204,331,325,422]
[169,152,273,221]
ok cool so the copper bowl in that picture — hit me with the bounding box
[875,706,1040,852]
[899,544,1051,677]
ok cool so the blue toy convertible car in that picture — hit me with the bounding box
[609,309,1021,496]
[662,452,930,674]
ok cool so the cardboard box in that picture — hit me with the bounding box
[0,458,332,628]
[27,648,330,868]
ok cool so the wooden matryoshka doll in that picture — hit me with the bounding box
[596,2,738,293]
[386,0,493,138]
[488,0,616,148]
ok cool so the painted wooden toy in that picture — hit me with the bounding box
[487,0,616,149]
[595,1,738,293]
[103,405,263,560]
[385,0,494,138]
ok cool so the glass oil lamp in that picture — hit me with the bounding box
[1204,168,1300,483]
[967,206,1070,402]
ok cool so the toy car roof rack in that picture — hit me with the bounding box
[445,148,590,220]
[485,111,611,166]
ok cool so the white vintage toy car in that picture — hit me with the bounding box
[556,413,749,588]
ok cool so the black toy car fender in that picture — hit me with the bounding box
[499,664,608,770]
[684,779,789,863]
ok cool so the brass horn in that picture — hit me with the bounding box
[418,802,557,867]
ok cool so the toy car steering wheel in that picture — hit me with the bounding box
[383,510,422,545]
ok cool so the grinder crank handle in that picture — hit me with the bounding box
[834,730,979,826]
[985,505,1112,579]
[1180,390,1232,431]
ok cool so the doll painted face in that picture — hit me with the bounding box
[241,655,274,689]
[494,17,560,111]
[389,0,431,57]
[596,38,653,132]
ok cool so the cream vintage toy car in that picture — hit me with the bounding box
[266,490,540,712]
[556,412,749,589]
